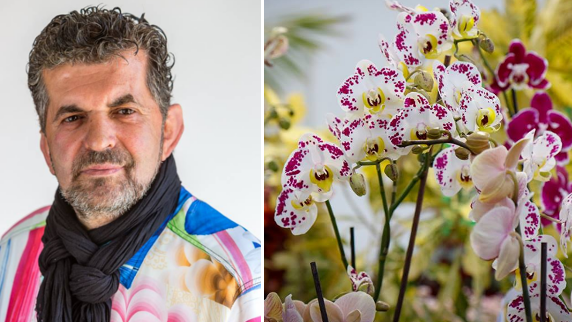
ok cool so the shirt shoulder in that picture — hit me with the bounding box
[166,194,261,296]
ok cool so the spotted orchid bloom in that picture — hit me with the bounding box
[470,138,530,204]
[470,198,521,280]
[386,1,453,60]
[433,146,472,197]
[378,16,423,79]
[347,265,374,296]
[558,193,572,257]
[521,129,562,182]
[450,0,480,39]
[507,92,572,164]
[388,92,456,154]
[274,187,318,235]
[328,113,402,164]
[459,86,503,133]
[506,293,571,322]
[433,61,482,116]
[541,165,572,226]
[493,39,550,92]
[513,235,566,299]
[337,60,406,117]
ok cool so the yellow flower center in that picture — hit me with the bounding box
[363,137,386,161]
[419,34,439,59]
[459,15,476,38]
[362,88,386,114]
[310,165,334,192]
[411,123,428,140]
[476,108,497,132]
[291,195,314,210]
[456,165,472,188]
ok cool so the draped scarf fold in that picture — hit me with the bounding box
[36,155,181,322]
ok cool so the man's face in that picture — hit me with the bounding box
[40,50,167,226]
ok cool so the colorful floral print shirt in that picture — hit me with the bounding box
[0,187,261,322]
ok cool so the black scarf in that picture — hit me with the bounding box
[36,155,181,322]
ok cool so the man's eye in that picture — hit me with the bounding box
[63,115,80,123]
[117,108,135,115]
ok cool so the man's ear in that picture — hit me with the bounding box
[40,133,56,176]
[161,104,184,161]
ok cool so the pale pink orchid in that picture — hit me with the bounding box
[521,129,562,182]
[328,113,401,164]
[470,137,530,204]
[387,92,456,154]
[507,293,571,322]
[433,146,473,197]
[347,265,374,296]
[385,1,453,60]
[309,291,376,322]
[449,0,481,39]
[470,200,520,280]
[337,60,406,116]
[283,295,304,322]
[558,193,572,257]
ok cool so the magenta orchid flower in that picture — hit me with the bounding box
[507,293,571,322]
[520,129,562,182]
[388,92,456,154]
[449,0,481,39]
[433,146,472,197]
[507,92,572,164]
[541,165,572,226]
[337,60,406,116]
[347,265,374,296]
[493,39,550,92]
[328,113,402,164]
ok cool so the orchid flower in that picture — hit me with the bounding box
[470,137,530,203]
[337,60,406,116]
[283,295,304,322]
[386,1,453,60]
[507,92,572,164]
[282,133,351,201]
[449,0,481,39]
[388,92,456,154]
[493,39,550,92]
[458,87,502,133]
[274,187,318,235]
[541,165,572,225]
[513,235,566,298]
[433,61,482,117]
[265,292,283,322]
[347,265,374,296]
[521,129,562,182]
[558,193,572,257]
[309,291,376,322]
[507,293,571,322]
[378,15,424,79]
[433,146,473,197]
[470,199,521,280]
[328,113,402,164]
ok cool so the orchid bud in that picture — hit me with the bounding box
[278,118,291,130]
[376,300,390,312]
[457,54,476,64]
[454,147,470,160]
[267,160,279,172]
[427,127,442,140]
[411,145,427,154]
[267,35,289,60]
[480,38,495,53]
[413,70,434,92]
[384,163,399,182]
[268,108,278,119]
[349,173,367,196]
[466,131,490,155]
[416,89,431,102]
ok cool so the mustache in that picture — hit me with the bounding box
[72,149,135,179]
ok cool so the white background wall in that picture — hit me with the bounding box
[0,0,261,238]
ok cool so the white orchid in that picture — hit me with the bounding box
[521,129,562,182]
[558,193,572,257]
[507,293,572,322]
[274,187,318,235]
[449,0,481,39]
[337,60,406,117]
[347,265,374,296]
[387,92,456,154]
[433,146,473,197]
[433,61,482,116]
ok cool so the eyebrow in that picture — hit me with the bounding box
[52,94,141,123]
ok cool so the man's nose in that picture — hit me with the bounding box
[83,114,117,151]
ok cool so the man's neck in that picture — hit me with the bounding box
[76,210,122,230]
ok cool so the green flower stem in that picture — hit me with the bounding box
[325,200,349,270]
[393,149,431,322]
[453,38,473,57]
[512,89,519,114]
[502,91,514,117]
[391,161,398,205]
[399,136,474,155]
[373,162,391,301]
[516,224,533,322]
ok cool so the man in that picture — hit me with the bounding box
[0,7,261,322]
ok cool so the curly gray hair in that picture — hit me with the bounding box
[27,6,175,133]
